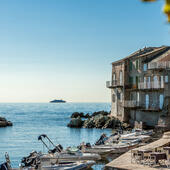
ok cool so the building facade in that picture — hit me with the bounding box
[107,46,170,127]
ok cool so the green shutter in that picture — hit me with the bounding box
[136,60,139,70]
[130,61,132,71]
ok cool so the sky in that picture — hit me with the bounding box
[0,0,169,103]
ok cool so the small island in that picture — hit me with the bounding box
[0,117,13,127]
[49,99,66,103]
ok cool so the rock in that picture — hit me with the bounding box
[91,110,109,117]
[0,117,7,121]
[7,121,13,126]
[68,110,131,130]
[67,117,83,128]
[84,118,95,128]
[84,113,91,118]
[0,121,8,127]
[70,112,91,119]
[0,117,13,128]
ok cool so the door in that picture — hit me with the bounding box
[145,94,149,109]
[159,94,164,109]
[136,76,139,88]
[161,76,164,88]
[154,75,159,88]
[120,71,123,85]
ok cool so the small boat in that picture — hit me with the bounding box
[40,161,95,170]
[21,151,95,170]
[81,130,152,155]
[50,99,66,103]
[38,134,101,161]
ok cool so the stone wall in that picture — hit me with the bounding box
[130,110,161,127]
[111,62,125,121]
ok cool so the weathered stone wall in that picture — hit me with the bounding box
[111,62,125,121]
[130,110,161,126]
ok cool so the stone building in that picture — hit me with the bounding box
[106,46,170,128]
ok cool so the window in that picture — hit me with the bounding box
[113,73,116,85]
[113,73,116,81]
[129,61,133,71]
[143,64,148,71]
[119,71,123,85]
[117,92,120,100]
[159,94,164,109]
[145,94,149,109]
[120,92,123,102]
[129,76,133,85]
[136,60,139,70]
[161,76,164,88]
[154,75,159,88]
[137,92,140,102]
[165,75,169,83]
[112,94,115,102]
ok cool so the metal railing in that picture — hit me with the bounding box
[138,81,164,89]
[123,100,140,108]
[148,61,170,70]
[123,100,163,110]
[106,80,123,88]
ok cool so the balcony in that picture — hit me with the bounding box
[123,100,141,109]
[140,103,162,112]
[138,82,164,90]
[123,101,163,112]
[148,61,170,70]
[106,80,123,88]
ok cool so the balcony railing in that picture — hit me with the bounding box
[123,100,163,111]
[106,80,123,88]
[123,100,140,108]
[148,61,170,70]
[138,82,164,90]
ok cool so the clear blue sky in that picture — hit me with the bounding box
[0,0,169,102]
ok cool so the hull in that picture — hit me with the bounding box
[21,161,95,170]
[82,148,114,155]
[41,161,95,170]
[40,152,101,162]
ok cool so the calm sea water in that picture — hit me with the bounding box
[0,103,112,169]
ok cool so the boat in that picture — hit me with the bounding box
[80,130,152,155]
[37,134,101,161]
[50,99,66,103]
[21,151,95,170]
[40,161,95,170]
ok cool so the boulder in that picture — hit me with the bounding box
[0,121,8,127]
[0,117,13,127]
[7,121,13,126]
[91,110,109,117]
[67,117,83,128]
[71,112,84,118]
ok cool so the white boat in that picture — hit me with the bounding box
[81,131,152,155]
[37,134,101,161]
[39,151,101,162]
[21,160,95,170]
[41,161,95,170]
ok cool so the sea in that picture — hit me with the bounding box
[0,103,113,170]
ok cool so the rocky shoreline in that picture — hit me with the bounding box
[0,117,13,127]
[67,111,131,130]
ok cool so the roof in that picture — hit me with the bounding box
[112,46,170,65]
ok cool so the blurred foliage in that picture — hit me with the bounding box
[141,0,170,23]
